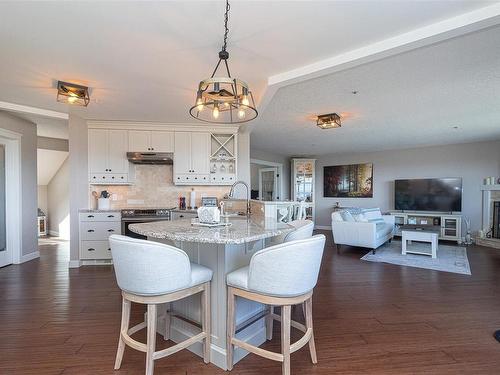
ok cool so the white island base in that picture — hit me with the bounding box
[152,238,267,370]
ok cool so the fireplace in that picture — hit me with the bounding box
[494,201,500,239]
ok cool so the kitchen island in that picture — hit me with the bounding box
[129,217,293,370]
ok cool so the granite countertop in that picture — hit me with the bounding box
[129,217,293,245]
[79,209,121,213]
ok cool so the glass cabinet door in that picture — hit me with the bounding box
[295,160,314,203]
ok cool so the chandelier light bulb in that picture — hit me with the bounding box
[213,105,220,119]
[238,109,246,119]
[67,96,78,104]
[241,95,249,106]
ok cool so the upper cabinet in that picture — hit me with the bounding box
[89,129,130,184]
[128,130,174,152]
[174,132,211,185]
[87,123,238,186]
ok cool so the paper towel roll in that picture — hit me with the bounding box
[190,189,196,209]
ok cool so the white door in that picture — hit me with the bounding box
[0,144,9,267]
[128,130,151,152]
[108,130,128,173]
[88,129,108,174]
[174,132,192,174]
[259,168,278,201]
[190,132,210,174]
[151,131,174,152]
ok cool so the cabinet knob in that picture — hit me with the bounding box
[107,229,115,232]
[88,248,95,251]
[88,215,94,218]
[87,229,95,232]
[112,176,115,179]
[108,248,111,251]
[107,215,114,218]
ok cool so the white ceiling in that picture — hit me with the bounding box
[0,1,498,155]
[251,24,500,155]
[37,149,68,185]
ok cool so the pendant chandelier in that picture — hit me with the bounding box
[189,0,258,124]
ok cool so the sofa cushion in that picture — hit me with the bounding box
[362,208,384,224]
[341,210,356,222]
[353,213,368,222]
[376,223,393,239]
[331,211,344,222]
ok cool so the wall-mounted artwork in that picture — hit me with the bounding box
[324,163,373,197]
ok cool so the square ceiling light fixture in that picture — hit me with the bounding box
[57,81,90,106]
[316,113,341,129]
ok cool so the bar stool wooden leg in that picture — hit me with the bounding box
[226,287,236,371]
[266,305,274,340]
[281,305,291,375]
[202,282,211,364]
[114,297,131,370]
[164,302,171,341]
[146,304,157,375]
[305,297,317,364]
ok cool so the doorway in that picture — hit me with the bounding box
[250,159,283,202]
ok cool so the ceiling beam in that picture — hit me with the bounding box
[267,3,500,87]
[0,101,68,120]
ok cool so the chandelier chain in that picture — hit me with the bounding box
[221,0,230,52]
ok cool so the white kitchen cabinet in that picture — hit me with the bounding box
[79,211,121,261]
[174,132,210,185]
[128,130,174,152]
[88,129,130,184]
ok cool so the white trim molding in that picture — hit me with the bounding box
[0,128,22,266]
[21,251,40,263]
[87,120,239,133]
[68,260,82,268]
[0,101,68,120]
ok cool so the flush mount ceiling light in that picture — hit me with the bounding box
[57,81,90,106]
[316,113,342,129]
[189,0,257,124]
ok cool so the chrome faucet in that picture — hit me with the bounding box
[228,180,251,215]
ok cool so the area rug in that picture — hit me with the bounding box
[361,240,471,275]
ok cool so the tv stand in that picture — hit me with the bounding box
[389,211,462,243]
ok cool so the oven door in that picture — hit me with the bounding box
[121,218,169,239]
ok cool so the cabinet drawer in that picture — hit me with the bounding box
[89,173,129,184]
[79,212,121,222]
[211,173,236,185]
[171,211,198,220]
[80,222,121,240]
[80,241,112,259]
[174,174,210,185]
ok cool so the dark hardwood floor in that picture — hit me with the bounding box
[2,232,500,374]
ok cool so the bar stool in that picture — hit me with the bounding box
[109,235,212,375]
[226,235,326,375]
[270,219,314,246]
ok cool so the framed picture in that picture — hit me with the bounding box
[323,163,373,198]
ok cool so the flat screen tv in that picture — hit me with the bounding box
[394,178,462,212]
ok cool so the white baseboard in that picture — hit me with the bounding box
[68,260,82,268]
[315,225,330,231]
[20,251,40,263]
[48,230,59,237]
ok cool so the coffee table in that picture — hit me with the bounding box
[401,225,440,259]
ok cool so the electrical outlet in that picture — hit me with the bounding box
[111,194,118,201]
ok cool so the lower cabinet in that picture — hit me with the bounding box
[171,211,198,220]
[79,211,122,261]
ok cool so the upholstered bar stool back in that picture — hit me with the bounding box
[226,235,326,375]
[110,235,212,375]
[112,235,191,295]
[283,219,314,243]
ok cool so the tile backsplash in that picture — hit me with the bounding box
[89,165,229,209]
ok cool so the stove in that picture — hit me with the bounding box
[121,208,175,239]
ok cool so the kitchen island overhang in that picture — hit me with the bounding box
[128,217,293,370]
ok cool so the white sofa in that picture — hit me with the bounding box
[331,208,395,254]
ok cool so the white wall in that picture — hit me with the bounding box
[68,114,88,265]
[315,140,500,232]
[48,157,69,239]
[250,148,290,200]
[37,185,48,214]
[0,111,38,258]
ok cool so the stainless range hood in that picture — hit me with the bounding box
[127,152,173,165]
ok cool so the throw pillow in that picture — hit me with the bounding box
[353,213,369,222]
[341,210,356,222]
